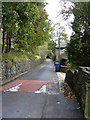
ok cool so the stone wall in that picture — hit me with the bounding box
[0,59,42,85]
[65,67,90,118]
[60,65,68,73]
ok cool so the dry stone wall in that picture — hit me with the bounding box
[65,67,90,118]
[0,59,42,85]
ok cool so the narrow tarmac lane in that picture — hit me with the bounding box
[2,59,84,118]
[15,59,57,81]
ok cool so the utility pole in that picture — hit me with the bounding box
[57,28,60,62]
[58,35,60,62]
[54,23,61,62]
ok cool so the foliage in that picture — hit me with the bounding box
[47,40,56,60]
[2,2,52,64]
[54,23,68,42]
[66,2,90,67]
[60,1,74,21]
[38,42,49,61]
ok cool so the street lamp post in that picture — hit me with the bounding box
[56,28,60,62]
[54,23,61,63]
[58,35,60,62]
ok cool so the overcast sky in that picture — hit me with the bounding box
[45,0,74,41]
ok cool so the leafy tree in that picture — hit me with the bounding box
[66,2,90,66]
[47,40,56,60]
[2,2,52,64]
[54,23,68,45]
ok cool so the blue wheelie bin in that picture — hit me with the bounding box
[55,62,60,72]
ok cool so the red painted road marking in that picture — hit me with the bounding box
[0,80,53,92]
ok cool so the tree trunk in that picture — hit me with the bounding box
[8,37,11,52]
[2,31,5,53]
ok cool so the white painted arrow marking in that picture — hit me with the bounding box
[4,83,22,92]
